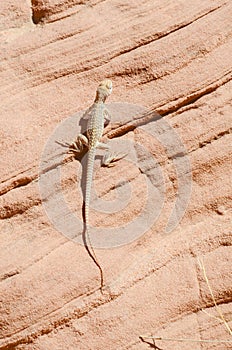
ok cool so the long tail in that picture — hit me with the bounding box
[83,147,104,292]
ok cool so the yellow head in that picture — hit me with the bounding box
[95,79,113,102]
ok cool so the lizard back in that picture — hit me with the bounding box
[87,102,105,148]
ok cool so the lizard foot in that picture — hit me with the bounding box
[102,152,127,167]
[69,134,89,154]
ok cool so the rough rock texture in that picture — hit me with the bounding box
[0,0,232,349]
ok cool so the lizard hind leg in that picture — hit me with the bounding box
[69,134,89,154]
[97,141,110,150]
[102,152,127,167]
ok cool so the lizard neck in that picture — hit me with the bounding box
[94,88,108,103]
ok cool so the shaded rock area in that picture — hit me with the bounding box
[0,1,231,349]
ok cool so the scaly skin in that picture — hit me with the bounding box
[71,79,125,292]
[85,79,113,228]
[71,79,113,293]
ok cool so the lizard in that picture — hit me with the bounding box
[70,79,122,293]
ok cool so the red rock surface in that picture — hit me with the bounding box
[0,1,231,349]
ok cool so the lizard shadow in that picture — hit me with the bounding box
[57,106,110,202]
[80,110,110,293]
[61,108,110,292]
[76,107,110,205]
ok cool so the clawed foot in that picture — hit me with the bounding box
[68,142,82,154]
[102,152,127,167]
[68,134,89,154]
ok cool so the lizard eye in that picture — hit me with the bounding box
[104,79,112,90]
[106,81,112,93]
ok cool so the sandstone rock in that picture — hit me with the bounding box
[0,1,231,349]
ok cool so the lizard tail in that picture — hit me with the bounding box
[84,147,104,293]
[82,225,104,292]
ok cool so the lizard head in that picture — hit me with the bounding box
[95,79,113,102]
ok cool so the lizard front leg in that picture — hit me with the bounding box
[103,108,111,128]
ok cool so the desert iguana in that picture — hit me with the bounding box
[70,79,123,293]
